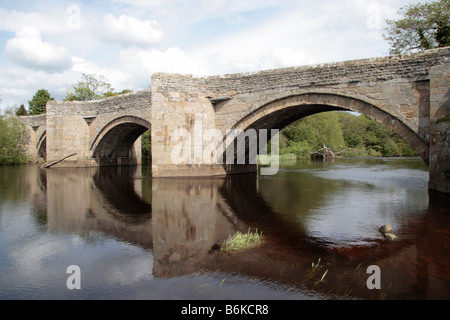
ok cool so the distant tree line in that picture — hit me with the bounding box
[278,112,417,160]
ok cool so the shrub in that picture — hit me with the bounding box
[0,114,30,165]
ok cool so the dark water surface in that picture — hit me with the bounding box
[0,158,449,300]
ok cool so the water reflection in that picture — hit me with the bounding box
[45,167,153,249]
[0,159,449,299]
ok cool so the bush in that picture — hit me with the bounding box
[0,113,30,165]
[141,130,151,164]
[280,140,313,159]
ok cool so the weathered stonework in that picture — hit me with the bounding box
[429,61,450,194]
[43,90,151,167]
[20,48,450,194]
[19,114,47,162]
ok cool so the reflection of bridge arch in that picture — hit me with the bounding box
[93,166,151,223]
[90,116,151,165]
[230,92,429,164]
[37,130,46,160]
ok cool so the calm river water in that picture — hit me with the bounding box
[0,158,449,300]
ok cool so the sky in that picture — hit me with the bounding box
[0,0,422,110]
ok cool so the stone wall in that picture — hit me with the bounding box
[429,61,450,194]
[45,90,151,167]
[18,114,46,161]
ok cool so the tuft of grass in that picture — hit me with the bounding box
[221,229,264,252]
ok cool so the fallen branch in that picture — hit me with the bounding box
[41,153,77,168]
[311,144,336,160]
[311,145,354,160]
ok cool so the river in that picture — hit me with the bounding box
[0,158,449,300]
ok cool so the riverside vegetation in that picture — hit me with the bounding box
[276,111,416,161]
[0,109,30,165]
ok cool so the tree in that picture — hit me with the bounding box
[141,130,152,163]
[28,89,54,115]
[16,104,28,116]
[0,109,30,165]
[384,0,450,54]
[283,112,346,151]
[65,73,115,101]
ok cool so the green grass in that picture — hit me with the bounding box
[221,229,264,252]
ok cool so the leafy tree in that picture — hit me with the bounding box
[15,104,28,116]
[141,130,152,163]
[283,112,346,151]
[65,74,115,101]
[65,74,133,101]
[0,109,30,165]
[28,89,54,115]
[384,0,450,54]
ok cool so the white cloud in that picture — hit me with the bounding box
[188,0,403,74]
[71,56,133,92]
[99,14,163,47]
[188,9,330,74]
[118,47,207,88]
[110,0,168,9]
[0,7,61,34]
[5,29,72,73]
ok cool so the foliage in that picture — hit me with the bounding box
[280,112,417,159]
[0,110,30,165]
[279,140,313,159]
[141,130,152,163]
[283,112,346,151]
[65,74,114,101]
[384,0,450,54]
[65,74,133,101]
[28,89,54,115]
[15,104,28,116]
[103,89,133,98]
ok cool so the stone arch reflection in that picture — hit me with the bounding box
[93,166,151,224]
[45,166,152,249]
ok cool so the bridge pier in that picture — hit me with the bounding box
[428,61,450,194]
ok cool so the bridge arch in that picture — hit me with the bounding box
[90,115,151,165]
[229,92,429,164]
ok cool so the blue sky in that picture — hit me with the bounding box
[0,0,421,110]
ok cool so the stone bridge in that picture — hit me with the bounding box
[21,90,151,166]
[20,47,450,194]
